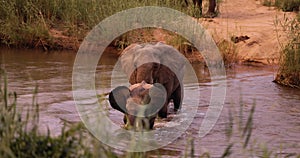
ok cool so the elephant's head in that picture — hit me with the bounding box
[109,81,166,129]
[129,62,160,84]
[120,43,185,85]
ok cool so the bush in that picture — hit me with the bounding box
[275,0,300,12]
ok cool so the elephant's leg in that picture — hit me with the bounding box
[172,85,182,111]
[148,117,156,129]
[123,115,127,124]
[158,101,169,118]
[157,81,173,118]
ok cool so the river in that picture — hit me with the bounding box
[1,47,299,157]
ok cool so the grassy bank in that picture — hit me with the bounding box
[0,0,237,66]
[0,0,199,50]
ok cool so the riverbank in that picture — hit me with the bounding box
[0,0,297,63]
[0,0,187,51]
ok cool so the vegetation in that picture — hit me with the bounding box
[262,0,300,11]
[0,0,220,50]
[216,39,238,67]
[0,0,222,64]
[275,0,300,12]
[0,0,202,49]
[273,8,300,87]
[0,69,95,157]
[262,0,300,88]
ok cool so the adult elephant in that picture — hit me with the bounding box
[109,42,186,129]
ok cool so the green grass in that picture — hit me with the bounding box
[216,39,238,67]
[274,14,300,88]
[275,0,300,12]
[262,0,300,11]
[263,0,273,7]
[0,0,194,49]
[269,0,300,88]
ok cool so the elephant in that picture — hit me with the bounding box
[109,42,186,129]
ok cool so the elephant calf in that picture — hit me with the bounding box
[109,42,186,129]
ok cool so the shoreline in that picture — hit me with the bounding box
[0,43,278,68]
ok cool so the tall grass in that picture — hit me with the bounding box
[0,0,194,49]
[261,0,300,87]
[274,14,300,88]
[216,39,238,67]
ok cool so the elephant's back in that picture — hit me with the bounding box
[120,42,187,82]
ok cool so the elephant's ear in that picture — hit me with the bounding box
[144,83,167,117]
[109,86,130,114]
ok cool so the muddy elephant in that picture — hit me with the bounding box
[109,42,186,129]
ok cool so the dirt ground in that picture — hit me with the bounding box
[200,0,296,65]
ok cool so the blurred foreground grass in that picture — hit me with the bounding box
[0,68,94,157]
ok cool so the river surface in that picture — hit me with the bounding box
[1,48,300,157]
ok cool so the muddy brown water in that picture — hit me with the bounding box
[1,48,299,157]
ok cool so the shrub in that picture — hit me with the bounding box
[275,0,300,12]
